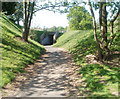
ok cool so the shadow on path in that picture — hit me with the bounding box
[14,46,77,97]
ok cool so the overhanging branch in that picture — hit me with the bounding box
[33,2,80,13]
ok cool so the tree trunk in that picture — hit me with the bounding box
[109,8,120,47]
[88,1,103,61]
[118,15,120,32]
[110,8,120,34]
[99,2,102,30]
[110,21,114,34]
[27,2,35,35]
[22,1,35,42]
[101,2,107,43]
[100,1,110,59]
[16,17,20,26]
[22,1,28,42]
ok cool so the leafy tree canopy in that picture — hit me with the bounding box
[67,6,93,30]
[48,26,66,32]
[2,2,16,15]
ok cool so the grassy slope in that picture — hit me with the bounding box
[0,14,45,87]
[54,30,119,97]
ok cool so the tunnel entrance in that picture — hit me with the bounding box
[48,35,54,45]
[41,33,54,45]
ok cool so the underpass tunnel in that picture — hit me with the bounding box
[41,33,54,45]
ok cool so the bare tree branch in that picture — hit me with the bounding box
[110,7,120,23]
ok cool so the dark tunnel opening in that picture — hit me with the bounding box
[41,34,54,45]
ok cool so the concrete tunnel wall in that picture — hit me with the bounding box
[41,35,54,45]
[40,32,61,45]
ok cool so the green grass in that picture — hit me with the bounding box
[79,64,119,97]
[54,30,119,97]
[54,30,97,64]
[0,14,45,87]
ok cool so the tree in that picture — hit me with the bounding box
[88,1,103,60]
[108,3,120,48]
[48,26,66,32]
[14,2,23,26]
[22,0,81,42]
[100,1,109,58]
[2,2,16,15]
[23,0,35,42]
[88,0,120,60]
[67,6,93,30]
[22,0,70,42]
[1,2,23,25]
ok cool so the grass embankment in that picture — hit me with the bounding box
[54,30,119,97]
[0,14,45,87]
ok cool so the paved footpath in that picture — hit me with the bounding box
[2,46,82,97]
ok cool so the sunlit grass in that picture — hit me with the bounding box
[79,64,118,97]
[0,14,45,87]
[54,30,119,97]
